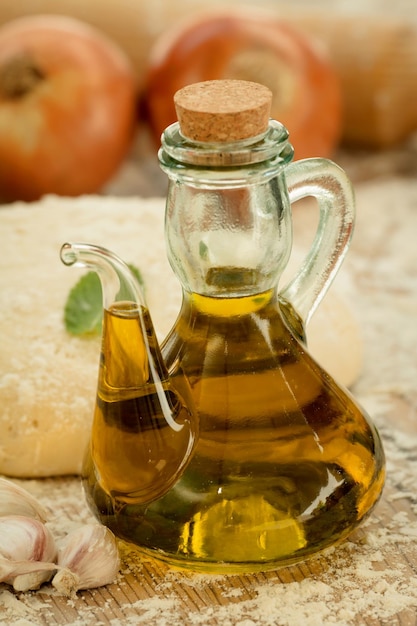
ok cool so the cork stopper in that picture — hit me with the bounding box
[173,80,272,143]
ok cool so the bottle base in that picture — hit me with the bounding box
[118,529,352,575]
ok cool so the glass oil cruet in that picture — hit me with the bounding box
[61,80,385,573]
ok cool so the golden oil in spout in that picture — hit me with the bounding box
[84,302,197,508]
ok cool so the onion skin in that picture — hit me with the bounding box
[0,14,137,202]
[285,13,417,148]
[144,8,342,160]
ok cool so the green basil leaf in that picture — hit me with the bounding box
[64,264,144,336]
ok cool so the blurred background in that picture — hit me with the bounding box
[0,0,416,201]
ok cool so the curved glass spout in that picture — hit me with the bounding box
[60,242,198,507]
[60,242,146,312]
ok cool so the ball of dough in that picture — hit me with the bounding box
[0,195,362,477]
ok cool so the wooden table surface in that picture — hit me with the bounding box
[1,139,417,625]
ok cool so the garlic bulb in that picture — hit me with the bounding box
[0,515,57,591]
[52,524,120,597]
[0,477,48,521]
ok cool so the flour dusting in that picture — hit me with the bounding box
[0,176,416,625]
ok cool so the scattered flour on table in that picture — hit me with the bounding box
[1,420,416,626]
[1,177,416,625]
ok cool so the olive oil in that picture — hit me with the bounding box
[84,303,197,508]
[84,288,385,572]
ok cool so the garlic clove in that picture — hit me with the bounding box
[0,556,57,591]
[52,524,120,597]
[0,478,48,521]
[12,567,56,592]
[0,515,57,586]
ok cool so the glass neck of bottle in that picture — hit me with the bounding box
[158,121,295,299]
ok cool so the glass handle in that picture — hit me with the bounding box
[280,158,355,326]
